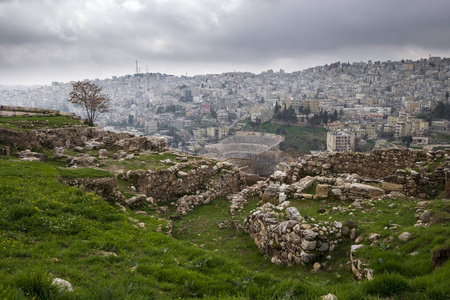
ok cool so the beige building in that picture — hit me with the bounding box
[301,99,321,112]
[281,96,301,110]
[218,126,229,139]
[144,120,158,134]
[327,131,356,152]
[365,123,378,139]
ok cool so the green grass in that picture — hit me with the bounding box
[0,159,317,299]
[0,155,449,299]
[0,115,82,131]
[56,168,115,179]
[101,152,191,171]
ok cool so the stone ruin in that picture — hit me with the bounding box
[228,148,450,267]
[0,126,168,153]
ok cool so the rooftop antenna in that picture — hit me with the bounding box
[135,61,139,74]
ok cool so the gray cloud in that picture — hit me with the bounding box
[1,0,450,85]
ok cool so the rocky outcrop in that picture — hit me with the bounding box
[59,177,124,202]
[18,149,48,162]
[121,161,241,201]
[0,126,167,153]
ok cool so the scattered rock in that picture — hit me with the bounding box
[368,233,380,242]
[99,149,108,159]
[321,293,338,300]
[313,262,321,271]
[351,244,365,253]
[52,278,73,292]
[398,232,411,242]
[419,210,432,221]
[97,251,117,257]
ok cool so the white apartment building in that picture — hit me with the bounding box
[327,131,356,152]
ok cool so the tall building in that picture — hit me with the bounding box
[327,131,355,152]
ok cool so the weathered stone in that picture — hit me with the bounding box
[279,192,287,203]
[301,239,317,251]
[73,146,84,152]
[18,149,48,163]
[351,244,364,253]
[286,207,302,221]
[368,233,380,242]
[318,242,329,252]
[419,210,432,221]
[398,232,412,242]
[321,293,338,300]
[333,221,342,229]
[177,171,188,177]
[68,154,97,167]
[381,181,403,192]
[53,147,65,158]
[52,278,73,292]
[316,184,331,197]
[303,229,318,241]
[290,232,301,244]
[350,183,385,198]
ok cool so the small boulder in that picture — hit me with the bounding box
[368,233,380,242]
[398,232,412,242]
[99,149,108,159]
[419,210,432,221]
[286,207,302,221]
[321,293,338,300]
[52,278,73,292]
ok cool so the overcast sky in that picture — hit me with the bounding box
[1,0,450,85]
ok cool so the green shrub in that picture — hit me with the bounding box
[12,269,62,300]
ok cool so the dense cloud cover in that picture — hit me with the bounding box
[1,0,450,85]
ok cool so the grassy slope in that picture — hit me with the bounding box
[0,158,311,299]
[0,115,82,131]
[0,154,449,299]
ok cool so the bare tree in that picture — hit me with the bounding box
[67,81,110,126]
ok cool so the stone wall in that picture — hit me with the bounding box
[243,202,351,266]
[286,149,430,181]
[60,177,124,202]
[0,127,167,153]
[382,161,449,198]
[285,149,450,198]
[121,161,241,202]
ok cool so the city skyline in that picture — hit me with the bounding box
[1,0,450,85]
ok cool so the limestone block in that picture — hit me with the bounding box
[177,171,188,177]
[303,229,318,241]
[99,149,108,159]
[381,181,403,192]
[286,207,302,221]
[316,184,331,197]
[349,183,385,198]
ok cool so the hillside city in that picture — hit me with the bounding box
[2,56,450,155]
